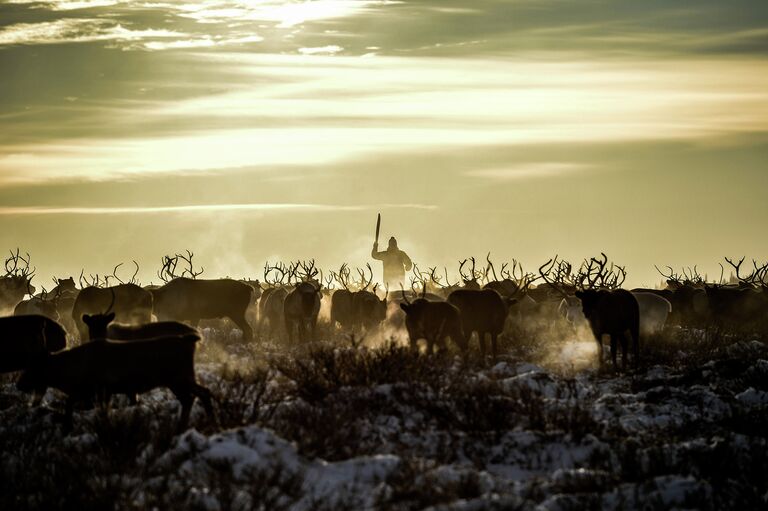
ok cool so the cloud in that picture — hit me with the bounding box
[166,0,398,28]
[4,0,121,9]
[299,45,343,55]
[0,18,183,46]
[2,53,767,185]
[0,18,266,50]
[466,163,591,181]
[0,203,437,215]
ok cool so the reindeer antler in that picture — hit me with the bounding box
[178,250,204,279]
[158,255,180,283]
[356,263,374,290]
[4,249,35,278]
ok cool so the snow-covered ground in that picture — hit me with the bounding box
[1,331,768,510]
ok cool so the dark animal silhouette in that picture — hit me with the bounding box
[0,249,35,312]
[330,264,387,332]
[564,292,671,335]
[575,289,640,369]
[352,287,388,330]
[72,284,152,341]
[17,334,215,431]
[82,311,199,341]
[151,278,253,342]
[14,295,60,321]
[330,288,355,330]
[259,262,295,335]
[705,286,766,332]
[399,290,466,354]
[456,257,482,290]
[703,257,768,332]
[284,281,322,343]
[41,277,77,300]
[0,315,67,373]
[242,279,263,302]
[39,277,79,333]
[653,266,708,328]
[262,287,289,338]
[329,263,356,330]
[447,288,515,360]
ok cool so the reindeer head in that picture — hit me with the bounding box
[2,249,36,297]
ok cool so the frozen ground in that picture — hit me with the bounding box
[1,327,768,510]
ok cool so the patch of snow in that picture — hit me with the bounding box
[737,387,768,406]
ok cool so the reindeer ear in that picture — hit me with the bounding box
[82,314,92,323]
[399,303,410,313]
[574,291,584,299]
[106,312,116,322]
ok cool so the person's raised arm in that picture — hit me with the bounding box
[371,243,384,260]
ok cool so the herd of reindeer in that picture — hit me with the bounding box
[1,248,767,429]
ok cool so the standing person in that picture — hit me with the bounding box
[372,237,413,288]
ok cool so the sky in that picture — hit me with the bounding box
[1,0,767,288]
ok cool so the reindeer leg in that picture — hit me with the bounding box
[610,335,619,369]
[173,389,193,433]
[230,314,253,343]
[298,321,307,344]
[62,397,75,433]
[284,318,293,345]
[595,333,605,367]
[477,332,486,360]
[490,332,499,361]
[192,383,218,428]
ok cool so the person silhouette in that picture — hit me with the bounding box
[371,237,413,288]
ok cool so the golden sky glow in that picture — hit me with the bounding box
[1,0,767,286]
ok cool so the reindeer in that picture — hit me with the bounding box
[81,288,198,341]
[457,257,482,290]
[330,263,356,330]
[0,249,36,312]
[14,277,60,322]
[652,265,708,328]
[260,262,294,338]
[448,264,536,360]
[447,289,513,360]
[283,260,323,344]
[45,277,80,336]
[531,257,579,304]
[17,332,215,432]
[151,252,254,342]
[573,254,639,369]
[350,265,388,332]
[399,286,466,355]
[541,253,639,370]
[0,314,67,373]
[72,274,153,342]
[483,255,540,319]
[704,257,768,333]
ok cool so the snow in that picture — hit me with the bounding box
[136,425,402,511]
[3,332,768,509]
[736,387,768,406]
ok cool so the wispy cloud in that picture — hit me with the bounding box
[466,163,591,181]
[0,19,183,46]
[4,0,122,9]
[299,45,344,55]
[0,18,267,50]
[0,203,437,215]
[2,55,766,184]
[160,0,397,28]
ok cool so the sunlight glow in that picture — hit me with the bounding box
[2,56,766,184]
